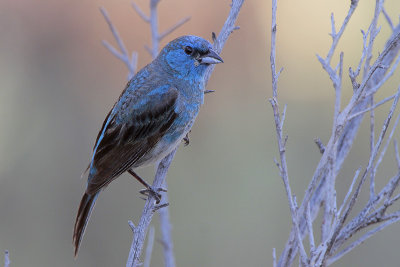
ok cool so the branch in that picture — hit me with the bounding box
[143,226,155,267]
[126,149,177,267]
[100,7,137,79]
[131,1,150,22]
[382,6,394,31]
[4,251,9,267]
[157,180,176,267]
[327,216,400,265]
[159,17,191,41]
[269,0,308,265]
[277,1,400,266]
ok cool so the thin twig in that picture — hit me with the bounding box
[326,2,359,64]
[143,226,155,267]
[100,7,136,78]
[278,7,400,267]
[131,1,150,22]
[369,95,376,199]
[373,90,400,176]
[158,180,176,267]
[126,150,177,267]
[363,0,383,76]
[327,216,400,265]
[306,203,315,256]
[270,0,308,265]
[347,93,397,120]
[394,140,400,168]
[159,17,191,41]
[382,6,394,31]
[325,87,400,260]
[337,168,361,217]
[4,251,10,267]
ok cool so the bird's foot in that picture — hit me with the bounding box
[128,169,166,203]
[183,130,192,146]
[139,187,167,203]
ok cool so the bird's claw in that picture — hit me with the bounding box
[183,135,190,146]
[183,131,192,146]
[139,187,166,203]
[153,203,169,212]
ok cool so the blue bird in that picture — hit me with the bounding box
[73,35,223,256]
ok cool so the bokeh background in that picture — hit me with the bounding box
[1,0,400,266]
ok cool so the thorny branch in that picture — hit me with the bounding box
[271,0,400,266]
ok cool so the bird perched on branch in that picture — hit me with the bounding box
[73,35,223,256]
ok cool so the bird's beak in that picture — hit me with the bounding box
[200,49,223,65]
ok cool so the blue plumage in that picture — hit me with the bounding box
[73,35,223,256]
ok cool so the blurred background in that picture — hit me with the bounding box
[1,0,400,266]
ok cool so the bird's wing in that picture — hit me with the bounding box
[86,85,178,194]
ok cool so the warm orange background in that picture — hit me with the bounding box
[1,0,400,266]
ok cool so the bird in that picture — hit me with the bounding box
[73,35,223,256]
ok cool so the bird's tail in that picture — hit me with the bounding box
[73,191,100,257]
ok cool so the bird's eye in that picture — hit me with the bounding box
[184,46,193,55]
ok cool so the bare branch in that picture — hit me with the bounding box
[158,180,176,267]
[4,251,9,267]
[270,0,308,265]
[159,17,191,41]
[337,168,361,217]
[349,27,370,89]
[131,1,150,22]
[100,7,136,78]
[394,140,400,168]
[347,93,397,120]
[128,220,136,232]
[382,6,394,31]
[326,1,359,64]
[143,226,155,267]
[276,0,400,265]
[325,87,400,259]
[306,203,315,256]
[149,0,160,59]
[373,92,400,176]
[327,216,400,265]
[369,95,376,199]
[363,0,383,76]
[127,150,177,267]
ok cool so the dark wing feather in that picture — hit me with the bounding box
[86,87,178,195]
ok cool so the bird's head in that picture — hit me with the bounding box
[157,35,223,80]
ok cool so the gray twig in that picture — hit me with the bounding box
[126,150,177,267]
[270,0,308,265]
[4,251,10,267]
[100,7,137,79]
[327,216,400,265]
[394,140,400,168]
[143,226,155,267]
[131,1,150,22]
[275,0,400,266]
[382,6,394,31]
[159,17,191,41]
